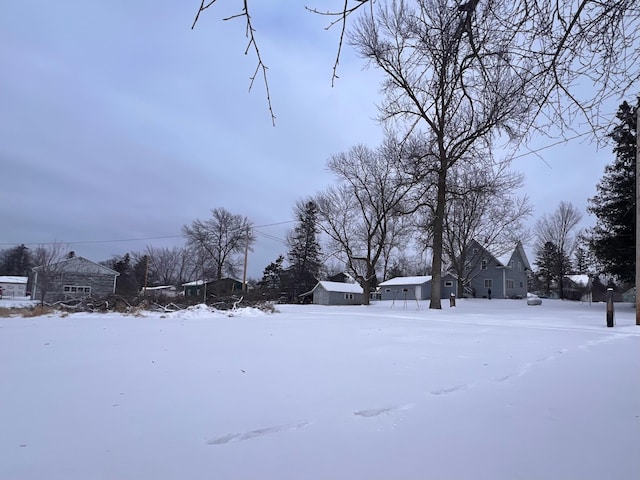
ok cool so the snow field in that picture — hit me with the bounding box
[1,298,638,480]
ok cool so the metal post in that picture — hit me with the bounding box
[606,287,615,328]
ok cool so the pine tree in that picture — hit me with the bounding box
[258,255,284,299]
[535,241,560,297]
[112,253,139,295]
[588,98,637,283]
[283,201,323,302]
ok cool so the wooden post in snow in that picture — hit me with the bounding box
[607,288,615,328]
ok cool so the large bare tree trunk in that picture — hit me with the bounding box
[429,164,447,309]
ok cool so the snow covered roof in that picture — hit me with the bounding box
[379,276,432,287]
[182,278,253,289]
[33,256,119,275]
[0,276,28,284]
[567,274,590,286]
[315,281,363,294]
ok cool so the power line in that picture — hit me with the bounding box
[254,230,288,245]
[0,220,297,248]
[0,235,186,247]
[510,127,608,162]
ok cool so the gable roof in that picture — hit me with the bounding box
[0,276,28,284]
[472,239,531,270]
[315,281,363,294]
[379,276,432,287]
[33,256,119,276]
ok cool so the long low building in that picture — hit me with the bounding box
[378,274,458,301]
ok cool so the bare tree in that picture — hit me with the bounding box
[349,0,539,308]
[182,208,255,282]
[31,243,70,305]
[192,1,639,130]
[534,201,583,299]
[315,142,422,304]
[442,159,532,295]
[134,245,197,287]
[378,213,415,281]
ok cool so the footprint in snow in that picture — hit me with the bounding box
[207,421,311,446]
[353,404,414,418]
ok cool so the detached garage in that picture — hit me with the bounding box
[378,274,458,301]
[0,276,29,298]
[302,281,364,305]
[379,276,432,301]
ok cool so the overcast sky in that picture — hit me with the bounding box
[0,1,626,279]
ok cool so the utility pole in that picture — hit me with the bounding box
[636,105,639,325]
[143,255,149,295]
[242,226,250,294]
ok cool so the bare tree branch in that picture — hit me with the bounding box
[192,0,275,125]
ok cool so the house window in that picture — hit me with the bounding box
[484,279,492,288]
[473,248,478,254]
[385,288,391,293]
[519,281,524,288]
[506,279,514,289]
[481,260,487,270]
[444,281,453,287]
[63,285,91,294]
[517,262,522,272]
[345,293,354,300]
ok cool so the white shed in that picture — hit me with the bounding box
[0,276,29,298]
[303,281,364,305]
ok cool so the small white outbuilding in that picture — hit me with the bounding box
[0,276,29,298]
[302,281,364,305]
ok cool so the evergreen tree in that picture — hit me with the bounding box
[258,255,284,299]
[535,241,560,297]
[535,240,574,298]
[588,98,637,283]
[283,201,322,301]
[573,245,589,275]
[111,253,139,295]
[0,244,33,276]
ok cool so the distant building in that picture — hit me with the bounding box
[0,276,29,298]
[31,256,119,303]
[378,274,457,301]
[182,278,251,298]
[142,285,180,297]
[301,281,364,305]
[462,240,531,299]
[327,272,356,283]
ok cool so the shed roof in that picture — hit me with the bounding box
[315,281,363,294]
[379,276,432,287]
[0,276,28,284]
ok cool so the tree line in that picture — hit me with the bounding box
[1,98,635,304]
[191,0,638,308]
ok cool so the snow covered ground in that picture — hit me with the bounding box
[1,298,638,480]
